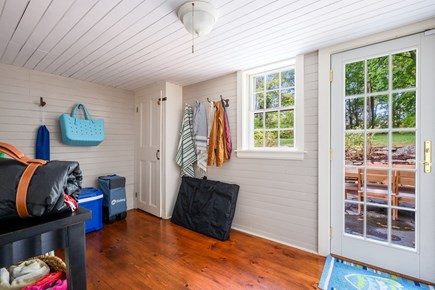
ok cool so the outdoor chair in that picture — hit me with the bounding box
[392,170,416,220]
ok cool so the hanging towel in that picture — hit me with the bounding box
[176,105,197,177]
[36,125,50,160]
[193,101,208,174]
[208,101,228,167]
[207,101,214,146]
[222,99,232,160]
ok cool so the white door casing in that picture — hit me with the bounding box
[331,33,435,282]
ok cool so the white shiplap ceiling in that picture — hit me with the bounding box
[0,0,434,91]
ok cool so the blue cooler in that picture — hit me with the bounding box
[78,187,103,233]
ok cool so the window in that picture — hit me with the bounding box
[236,55,305,160]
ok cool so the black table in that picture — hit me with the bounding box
[0,207,91,290]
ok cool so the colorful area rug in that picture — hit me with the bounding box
[319,255,434,290]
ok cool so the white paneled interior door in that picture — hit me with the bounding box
[331,32,435,283]
[137,93,161,217]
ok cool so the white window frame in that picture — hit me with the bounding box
[236,54,305,160]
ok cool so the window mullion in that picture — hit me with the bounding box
[262,75,266,147]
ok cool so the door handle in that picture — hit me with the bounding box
[423,140,432,173]
[156,149,160,161]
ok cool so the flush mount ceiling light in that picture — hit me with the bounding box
[177,1,218,53]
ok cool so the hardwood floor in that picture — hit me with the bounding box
[84,209,325,289]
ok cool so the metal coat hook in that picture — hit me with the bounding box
[220,95,230,107]
[207,96,229,107]
[40,97,46,107]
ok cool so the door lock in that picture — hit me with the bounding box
[423,141,432,173]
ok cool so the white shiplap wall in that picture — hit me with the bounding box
[0,63,136,209]
[183,52,319,252]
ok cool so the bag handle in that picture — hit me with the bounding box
[0,142,47,218]
[70,103,82,118]
[71,103,94,122]
[0,142,46,166]
[80,104,94,121]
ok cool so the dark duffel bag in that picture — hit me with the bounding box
[171,176,239,241]
[0,142,82,219]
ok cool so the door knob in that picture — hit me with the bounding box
[156,150,160,161]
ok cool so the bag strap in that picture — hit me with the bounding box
[71,103,93,121]
[71,103,82,118]
[79,104,93,121]
[0,142,47,218]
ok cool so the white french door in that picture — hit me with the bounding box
[331,32,435,282]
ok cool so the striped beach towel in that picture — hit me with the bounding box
[176,105,197,177]
[193,100,208,174]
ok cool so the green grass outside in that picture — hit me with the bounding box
[280,138,294,146]
[371,132,415,147]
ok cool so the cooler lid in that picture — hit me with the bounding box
[79,187,103,199]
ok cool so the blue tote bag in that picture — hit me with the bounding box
[59,103,104,146]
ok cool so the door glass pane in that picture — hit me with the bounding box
[391,209,415,248]
[364,169,390,206]
[392,50,416,90]
[345,202,363,237]
[367,56,389,93]
[367,132,389,166]
[345,61,365,96]
[366,205,388,243]
[394,170,416,210]
[345,97,364,130]
[344,169,360,202]
[345,133,364,165]
[341,46,419,252]
[392,91,416,129]
[392,132,416,168]
[366,95,388,129]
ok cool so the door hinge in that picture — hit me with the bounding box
[329,70,333,82]
[136,107,138,112]
[330,226,332,240]
[135,192,138,198]
[157,97,167,105]
[330,148,333,161]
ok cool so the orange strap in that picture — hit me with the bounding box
[0,142,46,166]
[0,142,47,218]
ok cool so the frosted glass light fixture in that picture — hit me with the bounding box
[177,1,218,53]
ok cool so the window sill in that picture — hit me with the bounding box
[235,149,306,160]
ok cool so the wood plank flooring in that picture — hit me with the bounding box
[84,209,325,289]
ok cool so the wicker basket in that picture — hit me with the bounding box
[34,255,66,273]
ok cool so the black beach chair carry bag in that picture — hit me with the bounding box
[171,176,239,241]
